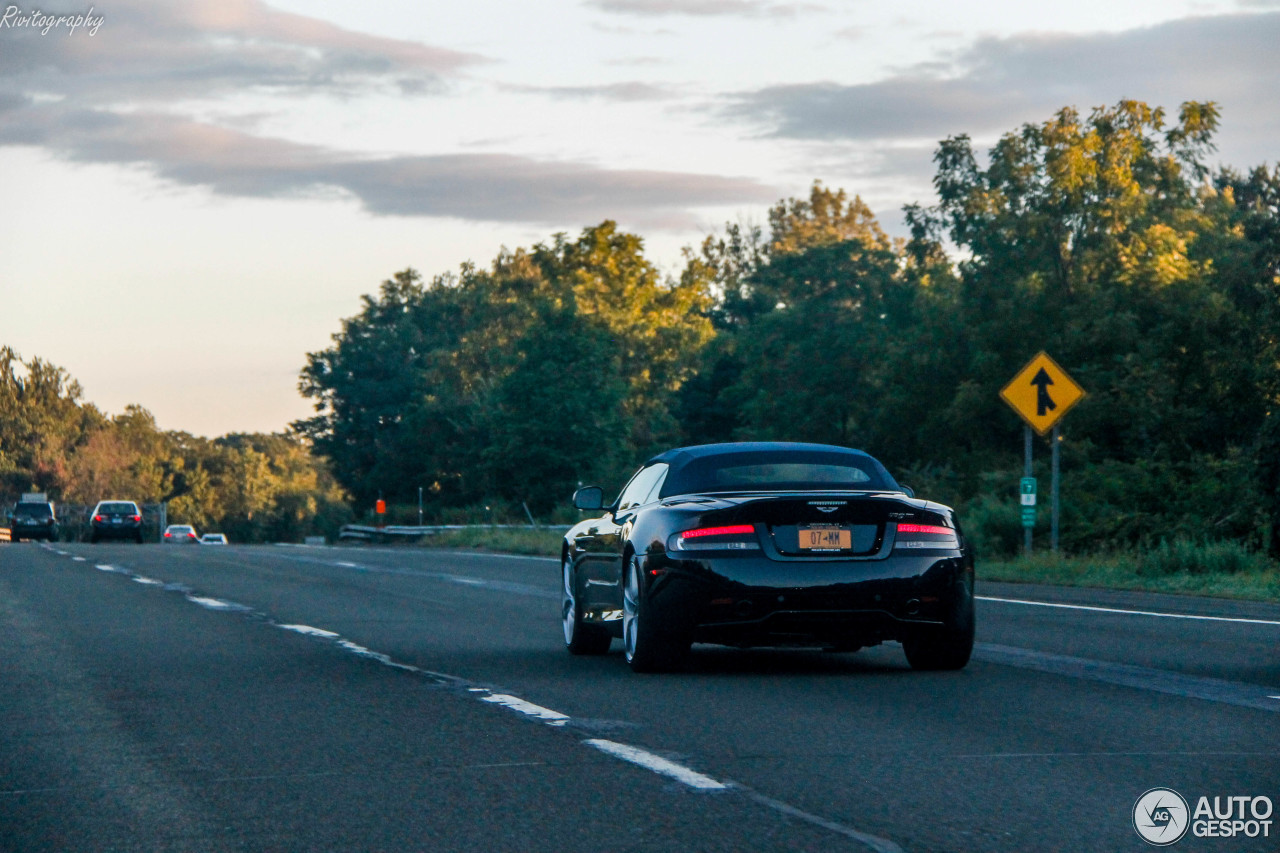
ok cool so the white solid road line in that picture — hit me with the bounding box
[978,596,1280,627]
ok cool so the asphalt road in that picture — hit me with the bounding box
[2,541,1278,852]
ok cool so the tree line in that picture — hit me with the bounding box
[0,348,350,542]
[298,100,1280,558]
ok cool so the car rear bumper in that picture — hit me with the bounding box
[12,524,57,539]
[92,525,142,539]
[642,549,971,647]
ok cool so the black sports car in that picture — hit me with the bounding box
[562,442,974,672]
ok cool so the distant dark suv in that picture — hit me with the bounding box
[90,500,145,543]
[8,501,58,542]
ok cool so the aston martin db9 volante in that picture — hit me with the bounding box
[562,442,974,673]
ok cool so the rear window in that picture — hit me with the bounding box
[663,450,897,496]
[14,503,53,517]
[99,502,139,514]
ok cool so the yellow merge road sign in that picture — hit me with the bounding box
[999,352,1086,435]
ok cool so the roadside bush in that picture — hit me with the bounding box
[962,493,1024,559]
[1137,538,1266,576]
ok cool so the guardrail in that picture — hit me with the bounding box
[338,523,562,543]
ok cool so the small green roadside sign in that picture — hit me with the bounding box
[1020,477,1037,528]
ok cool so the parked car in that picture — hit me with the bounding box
[8,500,58,542]
[199,533,228,545]
[163,524,199,544]
[90,500,144,543]
[562,441,975,672]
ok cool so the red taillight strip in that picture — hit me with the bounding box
[896,523,954,536]
[681,524,755,539]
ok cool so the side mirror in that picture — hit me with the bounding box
[900,484,915,498]
[573,486,605,512]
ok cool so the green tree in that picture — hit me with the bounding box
[299,221,714,510]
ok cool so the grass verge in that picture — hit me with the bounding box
[979,551,1280,603]
[416,527,564,557]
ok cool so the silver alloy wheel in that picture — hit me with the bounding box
[622,556,640,661]
[562,558,577,645]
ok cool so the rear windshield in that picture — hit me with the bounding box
[663,450,897,496]
[14,503,53,516]
[99,502,139,514]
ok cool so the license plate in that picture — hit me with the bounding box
[112,517,122,524]
[798,526,850,550]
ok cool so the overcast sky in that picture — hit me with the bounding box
[3,0,1276,436]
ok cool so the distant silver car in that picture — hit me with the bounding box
[199,533,228,545]
[163,524,199,544]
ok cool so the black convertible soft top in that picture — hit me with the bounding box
[648,442,901,497]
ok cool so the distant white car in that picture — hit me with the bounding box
[199,533,228,545]
[163,524,199,544]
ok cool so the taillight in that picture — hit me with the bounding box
[187,532,196,539]
[668,524,760,551]
[131,515,142,523]
[893,522,959,549]
[164,532,172,537]
[93,515,104,523]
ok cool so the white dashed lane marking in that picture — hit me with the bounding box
[481,694,570,726]
[585,739,727,790]
[54,548,906,851]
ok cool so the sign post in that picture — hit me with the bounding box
[1023,431,1034,553]
[1000,352,1085,554]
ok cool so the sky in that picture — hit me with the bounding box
[2,0,1278,437]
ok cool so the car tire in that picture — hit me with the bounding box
[622,554,687,673]
[135,533,144,544]
[562,557,611,655]
[902,578,975,671]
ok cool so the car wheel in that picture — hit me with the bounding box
[902,578,975,671]
[622,555,686,673]
[135,533,144,544]
[562,557,611,655]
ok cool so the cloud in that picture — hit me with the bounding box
[0,105,776,227]
[329,154,775,227]
[0,0,485,101]
[586,0,824,18]
[0,0,775,227]
[502,81,675,101]
[726,12,1280,167]
[603,56,670,67]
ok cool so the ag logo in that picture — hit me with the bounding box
[1134,788,1190,846]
